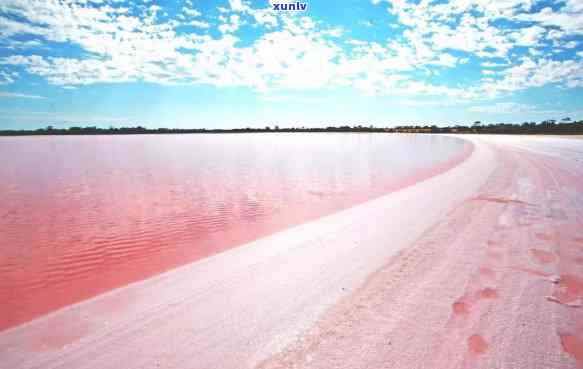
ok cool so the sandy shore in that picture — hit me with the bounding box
[1,135,582,369]
[556,135,583,140]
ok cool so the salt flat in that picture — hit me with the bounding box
[2,135,582,369]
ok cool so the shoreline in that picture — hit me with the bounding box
[1,131,583,137]
[2,135,582,369]
[0,135,492,368]
[0,135,472,332]
[260,135,583,369]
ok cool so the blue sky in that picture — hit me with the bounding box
[0,0,582,129]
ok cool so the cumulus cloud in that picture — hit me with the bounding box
[467,102,574,116]
[395,99,466,108]
[369,0,583,96]
[481,57,583,94]
[511,26,546,46]
[188,20,210,28]
[1,110,130,124]
[0,70,17,84]
[516,6,583,35]
[0,91,46,99]
[0,0,581,100]
[183,7,202,17]
[468,102,533,114]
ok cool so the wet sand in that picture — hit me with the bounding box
[1,135,582,369]
[259,135,583,369]
[556,135,583,140]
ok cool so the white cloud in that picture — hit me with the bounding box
[0,0,581,100]
[0,91,46,99]
[468,102,530,113]
[2,55,139,85]
[481,61,508,67]
[482,57,583,93]
[189,20,210,28]
[547,29,566,42]
[228,0,251,12]
[218,14,242,34]
[183,7,202,17]
[467,102,575,116]
[564,41,578,49]
[0,15,48,38]
[1,39,44,50]
[516,6,583,36]
[251,9,278,28]
[511,26,546,46]
[395,99,465,108]
[0,70,16,84]
[372,0,582,71]
[261,94,328,104]
[2,110,129,124]
[430,53,458,67]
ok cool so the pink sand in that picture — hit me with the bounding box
[1,135,582,369]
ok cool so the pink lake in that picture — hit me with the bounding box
[0,133,472,331]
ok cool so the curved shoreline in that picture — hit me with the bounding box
[260,135,583,369]
[0,134,470,333]
[0,135,526,369]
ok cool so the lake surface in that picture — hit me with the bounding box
[0,133,471,331]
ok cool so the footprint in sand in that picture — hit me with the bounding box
[487,251,503,261]
[546,275,583,307]
[557,275,583,297]
[479,267,496,279]
[468,334,489,355]
[529,249,557,265]
[478,288,498,300]
[452,299,470,315]
[511,266,551,278]
[559,334,583,366]
[536,233,554,241]
[546,296,582,308]
[471,196,531,206]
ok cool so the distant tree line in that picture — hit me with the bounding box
[1,119,582,136]
[391,118,583,135]
[0,125,389,135]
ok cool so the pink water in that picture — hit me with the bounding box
[0,133,471,331]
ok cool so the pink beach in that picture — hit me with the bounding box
[0,133,470,331]
[1,134,582,369]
